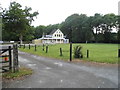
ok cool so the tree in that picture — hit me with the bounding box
[60,14,79,39]
[60,14,94,43]
[23,26,35,41]
[34,25,46,39]
[2,1,39,44]
[45,24,60,34]
[91,13,103,42]
[0,4,4,41]
[101,13,117,43]
[117,15,120,43]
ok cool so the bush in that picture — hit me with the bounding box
[74,45,83,58]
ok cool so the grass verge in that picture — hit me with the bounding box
[3,67,33,80]
[19,43,118,64]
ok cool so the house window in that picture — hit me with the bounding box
[55,34,56,37]
[59,35,60,37]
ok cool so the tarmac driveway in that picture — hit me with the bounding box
[2,51,118,88]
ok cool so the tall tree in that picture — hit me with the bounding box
[101,13,117,42]
[61,14,80,42]
[2,1,39,44]
[60,14,94,43]
[91,13,103,42]
[34,25,46,39]
[117,15,120,43]
[0,13,2,41]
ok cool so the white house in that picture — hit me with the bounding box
[33,29,69,44]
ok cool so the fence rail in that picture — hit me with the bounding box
[0,44,19,73]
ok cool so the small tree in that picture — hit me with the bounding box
[74,45,83,58]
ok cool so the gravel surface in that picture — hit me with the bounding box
[2,51,118,88]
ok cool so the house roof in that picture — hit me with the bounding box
[49,29,57,35]
[38,37,65,40]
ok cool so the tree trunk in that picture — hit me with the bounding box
[19,34,23,44]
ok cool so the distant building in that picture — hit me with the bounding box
[33,29,69,44]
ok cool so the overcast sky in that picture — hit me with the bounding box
[1,0,120,26]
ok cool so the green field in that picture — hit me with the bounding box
[19,43,119,64]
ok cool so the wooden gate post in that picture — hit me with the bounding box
[16,44,19,72]
[13,44,15,72]
[13,44,19,72]
[8,46,12,70]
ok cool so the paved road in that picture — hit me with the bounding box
[3,51,118,88]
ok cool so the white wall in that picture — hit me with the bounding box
[52,29,64,38]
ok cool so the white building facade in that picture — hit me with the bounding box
[34,29,69,44]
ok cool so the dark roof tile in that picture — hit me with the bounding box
[49,29,57,35]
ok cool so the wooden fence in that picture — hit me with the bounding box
[0,44,19,73]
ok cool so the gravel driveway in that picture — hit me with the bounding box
[2,51,118,88]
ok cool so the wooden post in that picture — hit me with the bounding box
[60,48,63,56]
[87,50,89,58]
[70,42,72,61]
[19,44,21,48]
[35,44,37,51]
[69,27,72,62]
[13,44,15,72]
[118,49,120,58]
[46,46,48,53]
[23,44,25,49]
[43,44,44,51]
[29,44,30,49]
[16,44,19,72]
[13,44,19,72]
[8,46,12,70]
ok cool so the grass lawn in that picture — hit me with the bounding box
[19,43,119,64]
[3,67,33,79]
